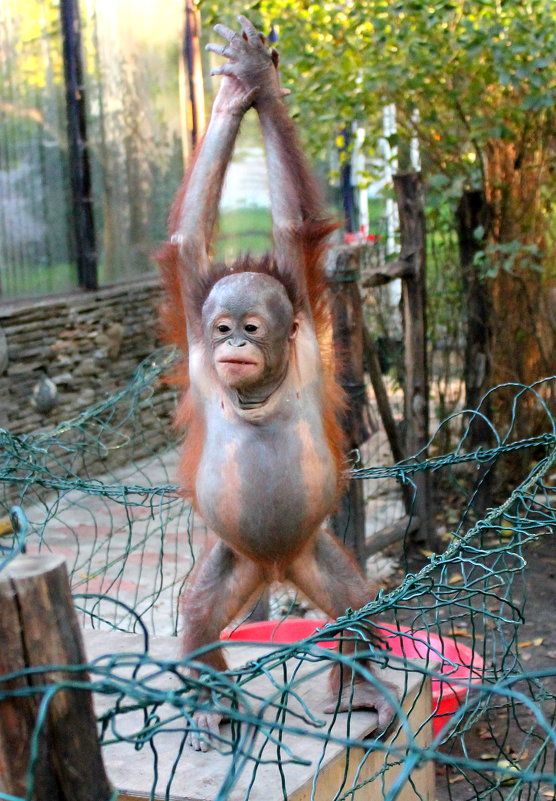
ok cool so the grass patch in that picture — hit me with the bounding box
[215,205,272,261]
[0,262,76,300]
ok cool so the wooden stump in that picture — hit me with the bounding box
[0,553,113,801]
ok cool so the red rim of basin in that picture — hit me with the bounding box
[221,618,484,734]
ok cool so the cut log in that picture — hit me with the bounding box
[0,553,113,801]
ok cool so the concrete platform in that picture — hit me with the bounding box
[85,630,435,801]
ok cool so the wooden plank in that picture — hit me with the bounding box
[290,672,434,801]
[456,191,493,518]
[84,630,435,801]
[362,327,416,517]
[363,326,405,466]
[0,554,113,801]
[0,515,14,536]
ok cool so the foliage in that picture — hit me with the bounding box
[200,0,556,398]
[202,0,555,181]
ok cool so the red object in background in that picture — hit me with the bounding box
[222,618,337,649]
[221,618,484,736]
[344,232,378,244]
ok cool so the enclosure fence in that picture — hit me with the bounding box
[0,350,555,801]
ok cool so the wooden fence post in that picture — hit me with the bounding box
[393,173,434,547]
[362,325,416,521]
[456,191,493,517]
[330,246,368,567]
[0,553,113,801]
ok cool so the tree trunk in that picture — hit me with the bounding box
[485,139,556,440]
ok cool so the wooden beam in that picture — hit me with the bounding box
[362,259,416,287]
[184,0,206,148]
[362,326,405,464]
[365,515,421,558]
[0,554,113,801]
[362,327,415,515]
[0,516,14,536]
[456,191,493,518]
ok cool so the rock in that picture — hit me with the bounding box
[74,359,98,377]
[105,322,125,359]
[77,388,96,407]
[31,376,58,413]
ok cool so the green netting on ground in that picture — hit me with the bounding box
[0,351,555,801]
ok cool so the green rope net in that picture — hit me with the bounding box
[0,350,555,801]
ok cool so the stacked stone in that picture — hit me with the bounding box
[0,278,178,468]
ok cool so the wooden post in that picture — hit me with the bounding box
[0,554,113,801]
[457,191,492,410]
[330,246,368,567]
[362,326,404,464]
[393,173,434,547]
[362,325,415,516]
[456,191,493,517]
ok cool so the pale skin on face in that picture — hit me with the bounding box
[202,272,297,408]
[162,16,396,751]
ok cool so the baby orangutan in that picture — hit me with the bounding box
[157,16,394,750]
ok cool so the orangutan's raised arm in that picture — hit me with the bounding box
[207,16,333,307]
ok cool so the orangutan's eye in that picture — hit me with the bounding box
[244,324,258,333]
[217,324,231,333]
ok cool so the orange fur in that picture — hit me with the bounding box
[174,392,204,507]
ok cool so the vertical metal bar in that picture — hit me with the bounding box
[339,126,356,233]
[59,0,97,290]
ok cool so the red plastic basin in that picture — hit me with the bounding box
[221,618,484,735]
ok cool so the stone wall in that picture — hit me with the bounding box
[0,243,376,451]
[0,277,176,437]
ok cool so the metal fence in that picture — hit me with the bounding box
[0,0,185,300]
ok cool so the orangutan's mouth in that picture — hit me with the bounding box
[218,358,257,365]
